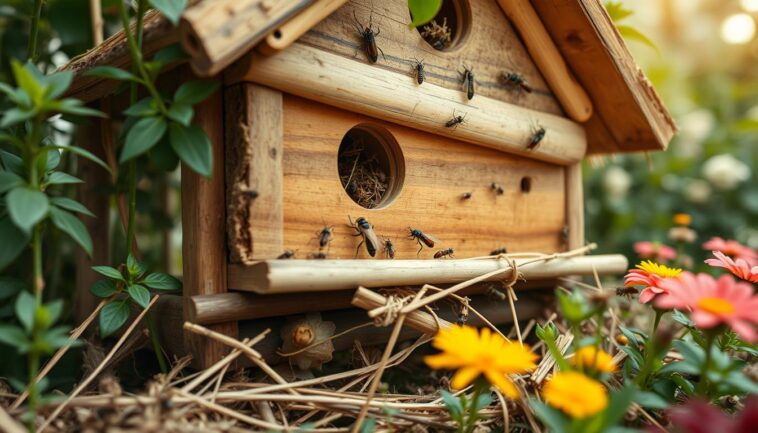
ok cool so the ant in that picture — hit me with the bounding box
[434,247,455,259]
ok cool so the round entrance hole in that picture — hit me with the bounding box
[412,0,472,51]
[337,124,405,209]
[520,176,532,193]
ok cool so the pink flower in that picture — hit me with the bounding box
[702,237,757,264]
[623,261,682,304]
[655,272,758,342]
[633,241,677,262]
[647,397,758,433]
[705,251,758,283]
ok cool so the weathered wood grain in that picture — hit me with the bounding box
[261,0,350,53]
[565,163,585,250]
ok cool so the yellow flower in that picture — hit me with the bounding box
[543,372,608,418]
[571,346,617,373]
[636,260,682,279]
[424,325,538,398]
[673,213,692,226]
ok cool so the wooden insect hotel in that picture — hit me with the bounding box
[68,0,675,368]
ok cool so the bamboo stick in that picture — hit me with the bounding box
[180,0,313,77]
[351,287,451,334]
[224,43,587,165]
[227,255,628,294]
[260,0,349,54]
[496,0,593,122]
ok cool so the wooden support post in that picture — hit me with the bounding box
[565,163,585,251]
[181,79,238,369]
[259,0,349,53]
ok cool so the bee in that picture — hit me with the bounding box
[501,72,533,93]
[490,182,504,195]
[308,251,328,259]
[277,249,295,259]
[461,66,475,100]
[490,246,508,255]
[445,110,467,129]
[616,286,639,298]
[528,125,546,151]
[413,58,425,84]
[460,191,472,200]
[317,225,334,250]
[383,238,396,259]
[353,10,383,64]
[408,228,436,255]
[349,216,380,257]
[434,247,455,259]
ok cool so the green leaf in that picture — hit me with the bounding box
[408,0,442,28]
[674,340,705,364]
[169,122,213,177]
[43,325,79,350]
[670,310,694,328]
[0,324,29,349]
[0,216,30,270]
[174,80,218,105]
[120,116,167,162]
[357,417,375,433]
[15,291,36,333]
[0,107,36,128]
[124,97,158,117]
[49,207,93,256]
[126,254,139,276]
[55,99,106,118]
[143,272,182,291]
[127,284,151,308]
[0,171,25,193]
[43,70,74,99]
[90,279,118,298]
[153,44,189,66]
[440,390,463,419]
[150,0,188,25]
[46,149,61,170]
[11,60,43,104]
[0,150,24,174]
[46,171,83,185]
[6,187,49,233]
[617,25,658,52]
[632,390,670,409]
[85,66,142,83]
[604,1,633,22]
[50,197,95,217]
[91,265,124,281]
[44,299,64,325]
[601,385,635,429]
[99,300,130,338]
[167,102,193,125]
[149,136,180,171]
[530,400,570,432]
[0,277,24,300]
[40,145,111,173]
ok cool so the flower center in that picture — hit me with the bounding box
[697,297,735,315]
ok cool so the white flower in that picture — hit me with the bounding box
[603,166,632,201]
[685,179,712,203]
[675,109,714,159]
[702,154,751,190]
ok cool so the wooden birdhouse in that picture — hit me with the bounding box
[68,0,675,368]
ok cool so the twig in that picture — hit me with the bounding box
[0,405,25,433]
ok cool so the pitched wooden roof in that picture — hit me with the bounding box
[62,0,675,155]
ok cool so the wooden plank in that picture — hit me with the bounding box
[260,0,349,53]
[226,44,587,165]
[496,0,592,122]
[564,163,585,250]
[532,0,676,153]
[180,0,313,76]
[295,0,564,115]
[227,255,629,294]
[181,76,238,369]
[225,84,284,262]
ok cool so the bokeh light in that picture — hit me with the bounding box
[741,0,758,12]
[720,13,756,44]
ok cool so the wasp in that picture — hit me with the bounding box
[408,227,436,255]
[412,58,425,84]
[528,125,546,151]
[616,286,639,298]
[490,246,508,255]
[349,216,380,257]
[501,72,533,93]
[317,225,334,250]
[277,249,295,259]
[308,251,328,259]
[434,247,455,259]
[461,66,475,100]
[353,10,383,64]
[383,238,396,259]
[460,191,472,200]
[445,110,467,129]
[490,182,504,195]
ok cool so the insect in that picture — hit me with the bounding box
[528,125,546,151]
[460,191,472,200]
[413,58,425,84]
[349,216,380,257]
[317,225,334,250]
[353,10,383,64]
[457,303,469,325]
[561,225,570,244]
[241,189,259,199]
[408,227,436,255]
[277,249,295,259]
[616,286,639,298]
[434,247,455,259]
[490,182,504,195]
[308,252,328,259]
[461,66,475,100]
[490,246,508,255]
[501,72,533,93]
[445,110,467,128]
[382,238,396,259]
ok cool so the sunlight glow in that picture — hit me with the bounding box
[721,13,756,44]
[741,0,758,12]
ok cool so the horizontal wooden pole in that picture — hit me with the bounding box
[352,287,451,334]
[260,0,349,53]
[225,43,587,165]
[227,254,628,294]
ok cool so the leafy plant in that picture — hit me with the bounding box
[604,1,657,51]
[408,0,443,28]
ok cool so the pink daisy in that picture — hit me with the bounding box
[705,251,758,283]
[623,261,682,304]
[633,241,677,262]
[655,272,758,342]
[702,237,757,264]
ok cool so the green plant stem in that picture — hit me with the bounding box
[27,0,44,63]
[652,309,663,335]
[462,383,486,433]
[146,314,168,373]
[125,161,137,255]
[26,349,40,431]
[544,334,571,372]
[696,332,717,397]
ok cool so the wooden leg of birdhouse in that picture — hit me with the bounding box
[565,162,584,251]
[181,83,238,369]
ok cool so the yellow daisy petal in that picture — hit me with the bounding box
[450,367,481,390]
[484,370,519,398]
